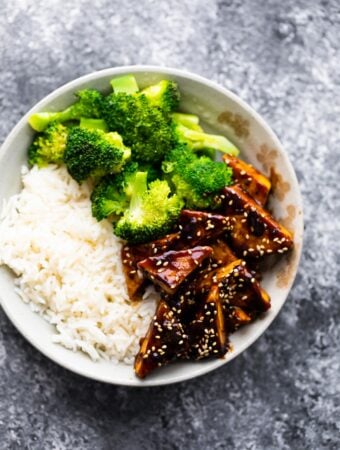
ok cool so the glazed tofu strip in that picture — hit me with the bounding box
[223,154,271,206]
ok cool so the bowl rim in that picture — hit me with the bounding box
[0,65,303,387]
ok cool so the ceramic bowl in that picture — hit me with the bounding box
[0,66,303,386]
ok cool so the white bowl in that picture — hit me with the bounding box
[0,66,303,386]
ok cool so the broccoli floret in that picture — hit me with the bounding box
[29,89,104,132]
[90,159,162,222]
[28,122,68,167]
[141,80,180,113]
[114,172,183,244]
[91,176,128,221]
[64,127,131,183]
[172,114,239,156]
[162,144,233,210]
[91,161,139,221]
[101,93,174,163]
[110,75,180,112]
[161,144,196,174]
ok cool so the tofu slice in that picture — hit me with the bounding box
[215,260,271,316]
[134,300,189,379]
[221,185,293,259]
[210,239,238,266]
[178,209,233,246]
[121,245,146,300]
[138,246,213,295]
[121,233,181,300]
[223,154,271,206]
[185,284,229,360]
[192,258,270,318]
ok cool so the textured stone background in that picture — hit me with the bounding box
[0,0,339,449]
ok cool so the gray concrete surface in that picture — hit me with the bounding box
[0,0,339,449]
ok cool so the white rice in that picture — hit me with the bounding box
[0,165,158,364]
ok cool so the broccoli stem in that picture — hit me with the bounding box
[29,107,82,132]
[128,172,148,221]
[172,113,202,131]
[176,123,239,156]
[80,118,108,131]
[110,75,139,94]
[28,112,68,132]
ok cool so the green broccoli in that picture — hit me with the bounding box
[79,118,108,132]
[29,89,104,132]
[110,75,180,112]
[110,75,139,94]
[141,80,180,113]
[162,144,233,210]
[171,112,203,131]
[161,143,196,174]
[101,93,174,163]
[138,163,163,184]
[91,161,138,221]
[114,172,183,244]
[172,115,239,156]
[64,127,131,183]
[28,122,68,167]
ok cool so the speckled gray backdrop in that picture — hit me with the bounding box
[0,0,339,449]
